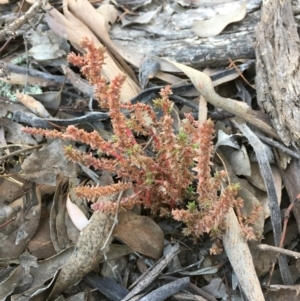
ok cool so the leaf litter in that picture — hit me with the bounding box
[1,1,300,301]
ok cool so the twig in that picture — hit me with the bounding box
[258,244,300,259]
[23,34,29,94]
[266,195,299,285]
[1,61,67,86]
[101,190,124,252]
[257,134,300,160]
[0,216,16,229]
[160,275,217,301]
[121,244,180,301]
[172,293,208,301]
[0,144,42,161]
[164,258,204,276]
[0,0,26,53]
[227,58,255,89]
[0,0,48,42]
[139,277,190,301]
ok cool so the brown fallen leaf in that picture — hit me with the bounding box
[15,92,51,118]
[27,214,56,260]
[114,211,164,259]
[0,183,41,262]
[20,140,78,186]
[45,1,140,103]
[67,0,139,85]
[192,1,246,37]
[163,59,280,140]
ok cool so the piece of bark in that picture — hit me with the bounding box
[255,0,300,147]
[48,210,114,300]
[48,172,116,300]
[109,1,300,68]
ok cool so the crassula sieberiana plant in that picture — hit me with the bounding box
[23,38,260,243]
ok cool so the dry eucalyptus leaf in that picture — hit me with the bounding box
[26,27,70,61]
[0,119,37,145]
[50,177,73,253]
[0,178,25,205]
[61,0,141,101]
[66,194,89,231]
[101,244,133,262]
[250,141,275,164]
[162,58,276,139]
[238,186,264,235]
[255,176,282,219]
[20,140,78,186]
[113,211,164,259]
[29,44,67,61]
[29,90,62,110]
[0,263,31,300]
[45,1,140,101]
[215,130,241,150]
[192,1,246,37]
[277,149,292,170]
[101,256,128,281]
[202,278,227,299]
[121,6,162,27]
[246,163,282,194]
[27,214,56,259]
[223,209,265,301]
[15,92,51,118]
[66,178,89,243]
[220,145,251,177]
[245,163,267,191]
[0,184,41,261]
[10,247,75,300]
[216,130,251,176]
[97,4,118,32]
[177,0,234,6]
[216,150,265,301]
[28,247,75,289]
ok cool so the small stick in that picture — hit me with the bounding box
[101,189,124,252]
[266,195,300,285]
[258,244,300,259]
[0,144,42,161]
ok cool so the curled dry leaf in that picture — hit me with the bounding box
[27,213,56,259]
[44,0,140,102]
[163,58,279,139]
[120,6,162,27]
[29,90,62,110]
[50,177,73,253]
[66,194,89,231]
[0,184,41,261]
[113,211,164,259]
[192,1,247,37]
[20,140,78,186]
[15,92,51,118]
[97,4,118,32]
